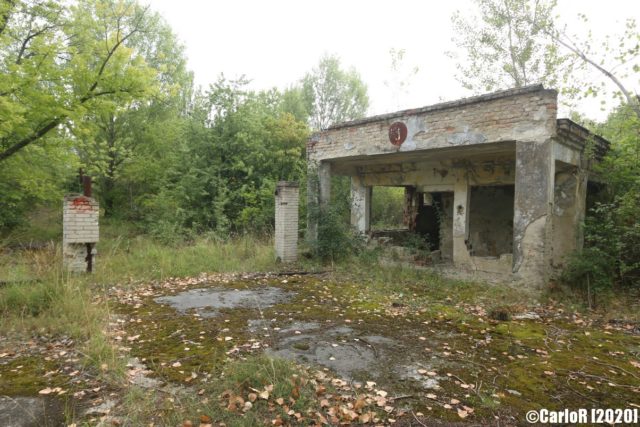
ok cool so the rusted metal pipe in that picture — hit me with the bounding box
[82,176,92,198]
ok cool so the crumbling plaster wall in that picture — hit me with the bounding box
[307,86,557,163]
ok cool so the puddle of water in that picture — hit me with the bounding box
[155,287,294,317]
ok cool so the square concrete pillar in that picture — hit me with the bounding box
[452,172,472,265]
[275,181,299,263]
[513,140,553,284]
[551,163,588,267]
[63,194,99,273]
[306,161,331,241]
[350,175,371,233]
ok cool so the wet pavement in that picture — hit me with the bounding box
[155,286,294,317]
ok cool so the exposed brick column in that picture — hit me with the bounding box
[63,194,99,273]
[275,181,299,263]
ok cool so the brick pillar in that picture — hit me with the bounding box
[275,181,299,263]
[63,194,99,273]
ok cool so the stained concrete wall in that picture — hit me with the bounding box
[551,163,587,267]
[513,140,553,283]
[468,185,514,257]
[63,194,99,273]
[275,181,299,263]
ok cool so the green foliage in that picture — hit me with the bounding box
[139,77,309,238]
[371,187,405,229]
[302,54,369,130]
[0,141,77,229]
[562,105,640,302]
[0,0,180,229]
[0,0,160,162]
[309,202,365,263]
[450,0,568,92]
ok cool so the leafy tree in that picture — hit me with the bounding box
[562,105,640,299]
[74,10,193,217]
[449,0,568,92]
[543,16,640,120]
[302,54,369,130]
[141,77,309,240]
[0,0,159,163]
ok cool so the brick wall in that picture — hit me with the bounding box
[308,85,557,163]
[275,182,299,263]
[63,194,99,272]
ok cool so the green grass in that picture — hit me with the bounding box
[0,218,282,391]
[113,355,326,426]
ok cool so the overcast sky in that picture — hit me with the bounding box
[146,0,640,121]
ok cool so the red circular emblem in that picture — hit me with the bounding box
[389,122,408,146]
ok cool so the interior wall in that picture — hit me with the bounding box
[468,185,514,257]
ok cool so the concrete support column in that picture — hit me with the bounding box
[551,164,588,267]
[513,140,553,284]
[306,161,331,241]
[452,172,472,265]
[275,181,299,263]
[318,161,331,209]
[350,175,371,233]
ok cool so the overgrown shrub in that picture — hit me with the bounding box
[561,105,640,305]
[313,205,365,262]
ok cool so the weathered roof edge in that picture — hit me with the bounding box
[326,84,554,131]
[557,118,610,159]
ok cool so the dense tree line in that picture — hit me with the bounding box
[0,0,368,236]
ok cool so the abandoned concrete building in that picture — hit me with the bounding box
[306,85,608,287]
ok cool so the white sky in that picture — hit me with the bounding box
[146,0,640,121]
